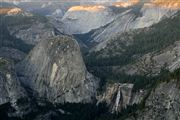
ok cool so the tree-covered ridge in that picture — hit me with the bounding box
[82,11,180,94]
[85,11,180,67]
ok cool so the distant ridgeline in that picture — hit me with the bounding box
[0,7,52,53]
[86,11,180,66]
[0,15,33,53]
[84,11,180,91]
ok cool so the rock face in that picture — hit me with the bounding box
[86,11,180,78]
[61,5,115,34]
[75,3,177,51]
[126,80,180,120]
[6,15,56,45]
[0,7,56,46]
[0,57,30,117]
[0,7,22,15]
[97,83,134,113]
[152,0,180,9]
[0,58,26,105]
[16,35,99,104]
[94,6,176,50]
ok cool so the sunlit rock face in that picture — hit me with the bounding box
[62,5,115,34]
[7,7,22,15]
[0,7,22,15]
[132,3,177,29]
[16,36,99,104]
[82,0,178,52]
[151,0,180,9]
[68,5,106,12]
[91,7,176,52]
[113,0,140,7]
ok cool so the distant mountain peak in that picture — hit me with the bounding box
[68,5,106,12]
[0,7,23,15]
[151,0,180,9]
[112,0,140,7]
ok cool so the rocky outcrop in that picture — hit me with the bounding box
[0,7,22,15]
[16,35,99,104]
[0,7,56,46]
[126,80,180,120]
[61,5,115,34]
[0,57,30,117]
[0,58,26,105]
[152,0,180,9]
[97,83,134,113]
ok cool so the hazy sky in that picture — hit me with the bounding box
[1,0,152,3]
[1,0,129,4]
[2,0,147,2]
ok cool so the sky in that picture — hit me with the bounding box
[1,0,149,2]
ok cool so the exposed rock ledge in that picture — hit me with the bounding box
[97,83,147,113]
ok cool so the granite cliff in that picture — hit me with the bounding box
[0,57,31,118]
[16,36,99,104]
